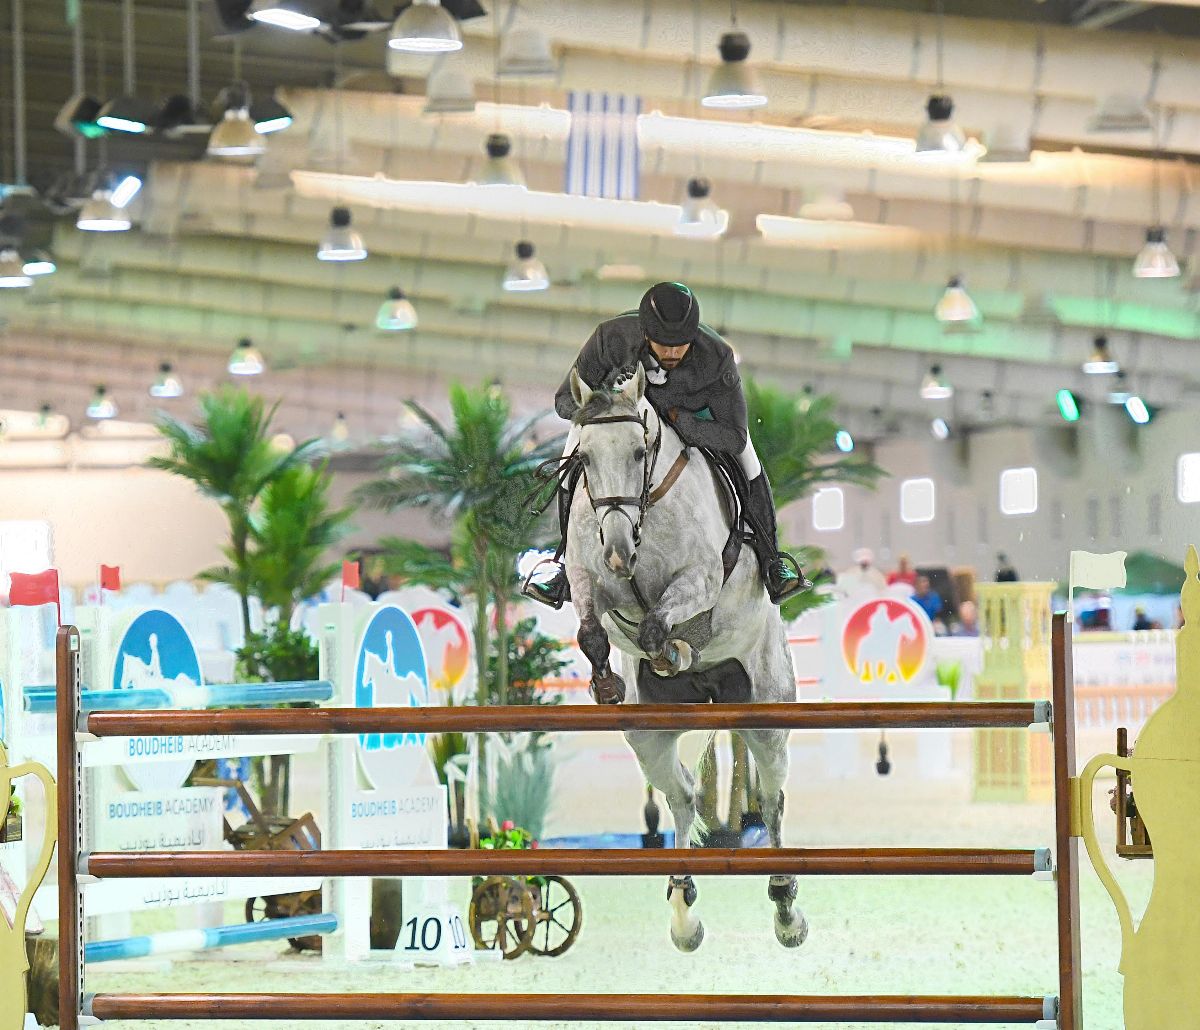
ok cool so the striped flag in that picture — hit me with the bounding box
[565,92,641,200]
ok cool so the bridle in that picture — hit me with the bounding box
[577,408,663,549]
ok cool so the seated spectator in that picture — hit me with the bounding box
[836,548,888,596]
[995,552,1019,582]
[1132,606,1153,631]
[912,574,943,623]
[887,554,917,588]
[953,600,980,637]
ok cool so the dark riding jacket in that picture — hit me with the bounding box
[554,313,748,455]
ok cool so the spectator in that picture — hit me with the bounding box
[913,574,944,623]
[953,600,980,637]
[836,548,888,596]
[887,554,917,588]
[1132,606,1153,632]
[995,552,1019,582]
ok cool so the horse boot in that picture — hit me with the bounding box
[745,474,813,605]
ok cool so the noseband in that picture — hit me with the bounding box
[577,411,662,548]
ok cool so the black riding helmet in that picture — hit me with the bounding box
[639,282,701,346]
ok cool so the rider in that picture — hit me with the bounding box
[523,281,809,609]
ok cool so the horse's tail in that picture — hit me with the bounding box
[687,730,720,846]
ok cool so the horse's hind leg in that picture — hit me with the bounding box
[742,728,808,948]
[623,727,705,953]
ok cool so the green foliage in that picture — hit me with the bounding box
[355,384,565,706]
[480,733,555,841]
[744,378,886,509]
[427,693,470,787]
[478,822,534,850]
[936,660,963,700]
[236,623,320,684]
[242,463,353,626]
[149,387,320,636]
[485,617,568,707]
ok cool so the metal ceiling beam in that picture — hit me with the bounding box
[1070,0,1152,28]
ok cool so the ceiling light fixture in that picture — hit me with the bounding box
[207,83,266,158]
[916,94,966,156]
[247,1,322,31]
[250,95,294,134]
[388,0,462,53]
[1133,226,1180,279]
[920,364,953,400]
[87,386,118,420]
[1088,94,1153,134]
[834,429,854,453]
[317,206,367,261]
[97,0,154,133]
[978,121,1031,164]
[110,173,143,209]
[1125,395,1151,424]
[228,337,265,375]
[1083,335,1119,374]
[702,31,767,109]
[502,240,549,292]
[0,249,33,288]
[798,189,854,221]
[934,275,980,323]
[1056,388,1081,423]
[497,24,557,78]
[424,59,476,115]
[149,362,184,399]
[21,250,56,277]
[330,412,351,444]
[76,188,132,232]
[376,286,419,330]
[478,133,526,188]
[1107,371,1131,404]
[930,417,951,440]
[54,94,107,139]
[675,177,728,238]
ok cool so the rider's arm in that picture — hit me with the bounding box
[672,356,749,454]
[554,325,609,420]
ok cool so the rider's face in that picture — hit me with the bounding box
[647,338,691,370]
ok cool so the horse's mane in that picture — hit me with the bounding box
[573,367,641,425]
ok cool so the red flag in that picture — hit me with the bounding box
[9,569,61,625]
[342,560,361,591]
[100,565,121,592]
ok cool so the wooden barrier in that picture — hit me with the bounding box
[57,619,1081,1029]
[85,699,1046,735]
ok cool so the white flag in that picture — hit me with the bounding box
[1070,550,1128,592]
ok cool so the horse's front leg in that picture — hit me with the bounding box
[637,564,722,671]
[568,560,626,705]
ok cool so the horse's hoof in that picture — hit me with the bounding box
[589,671,626,705]
[773,909,809,949]
[670,920,705,953]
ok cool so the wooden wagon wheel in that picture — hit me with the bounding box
[245,896,272,924]
[527,875,583,958]
[468,876,536,959]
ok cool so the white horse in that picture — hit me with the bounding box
[563,366,806,952]
[854,605,919,683]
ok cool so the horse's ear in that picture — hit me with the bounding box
[618,364,645,405]
[570,369,593,409]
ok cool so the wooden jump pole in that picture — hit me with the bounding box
[86,992,1056,1023]
[1052,611,1083,1030]
[85,699,1047,736]
[83,846,1052,879]
[56,626,83,1030]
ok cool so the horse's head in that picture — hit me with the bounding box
[571,365,653,579]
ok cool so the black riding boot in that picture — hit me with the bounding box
[745,474,812,605]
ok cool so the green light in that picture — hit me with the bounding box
[1056,388,1080,422]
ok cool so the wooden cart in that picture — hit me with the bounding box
[465,820,583,960]
[191,772,326,950]
[1111,727,1153,860]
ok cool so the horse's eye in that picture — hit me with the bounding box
[634,447,646,461]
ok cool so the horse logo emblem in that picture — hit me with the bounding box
[113,610,203,789]
[842,598,928,684]
[354,606,431,787]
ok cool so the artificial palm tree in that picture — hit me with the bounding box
[149,387,319,638]
[355,383,563,705]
